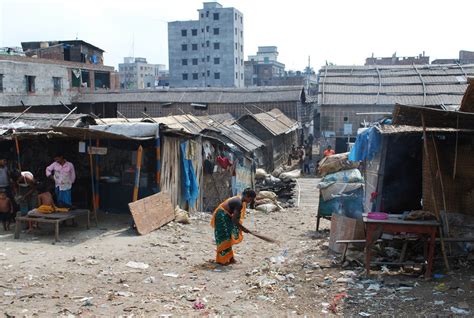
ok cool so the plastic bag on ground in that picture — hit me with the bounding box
[257,191,278,201]
[256,168,268,179]
[255,203,279,213]
[279,169,301,181]
[255,198,275,206]
[174,205,190,224]
[272,166,284,177]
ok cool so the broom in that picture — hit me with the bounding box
[238,223,279,244]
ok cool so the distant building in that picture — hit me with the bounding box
[168,2,244,88]
[21,40,105,65]
[118,57,167,89]
[244,46,285,86]
[316,63,474,153]
[365,52,429,65]
[432,50,474,65]
[0,40,119,114]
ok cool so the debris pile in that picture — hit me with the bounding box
[255,168,299,208]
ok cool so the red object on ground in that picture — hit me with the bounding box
[193,301,205,310]
[329,292,347,313]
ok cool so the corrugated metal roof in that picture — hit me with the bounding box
[77,86,305,104]
[0,112,94,129]
[240,108,298,136]
[216,124,265,152]
[376,125,474,134]
[318,64,474,107]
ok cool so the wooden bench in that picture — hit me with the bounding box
[14,209,90,242]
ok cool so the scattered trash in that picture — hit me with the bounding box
[126,261,149,270]
[143,276,156,284]
[339,270,357,277]
[4,291,16,297]
[115,291,134,297]
[86,259,99,265]
[285,286,295,295]
[163,273,179,278]
[434,283,449,292]
[450,307,470,315]
[193,301,205,310]
[269,255,285,265]
[336,277,354,284]
[328,292,347,314]
[175,206,190,224]
[433,274,445,279]
[359,312,371,317]
[367,283,381,291]
[434,300,445,305]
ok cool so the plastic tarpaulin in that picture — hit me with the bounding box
[349,126,381,162]
[180,141,199,208]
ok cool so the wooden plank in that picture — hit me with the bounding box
[128,192,175,235]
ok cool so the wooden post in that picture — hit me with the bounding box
[421,114,450,272]
[88,144,98,225]
[453,114,459,180]
[14,136,22,172]
[133,145,143,202]
[430,133,450,236]
[155,127,161,192]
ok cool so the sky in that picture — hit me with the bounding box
[1,0,473,71]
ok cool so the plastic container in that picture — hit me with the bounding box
[368,212,389,220]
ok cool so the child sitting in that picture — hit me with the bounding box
[35,183,68,214]
[0,191,13,231]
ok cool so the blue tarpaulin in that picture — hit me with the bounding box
[180,142,199,207]
[349,127,381,161]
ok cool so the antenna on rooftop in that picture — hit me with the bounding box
[75,33,79,40]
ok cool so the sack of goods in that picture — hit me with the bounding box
[174,206,190,224]
[318,152,360,177]
[254,190,282,213]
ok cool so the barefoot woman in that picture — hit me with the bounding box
[210,188,256,265]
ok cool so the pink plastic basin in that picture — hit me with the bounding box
[368,212,389,220]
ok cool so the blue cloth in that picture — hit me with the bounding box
[349,127,381,161]
[180,142,199,208]
[55,187,72,207]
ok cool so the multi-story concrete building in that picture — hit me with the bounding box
[432,50,474,65]
[245,46,285,86]
[118,57,167,89]
[168,2,244,88]
[0,40,118,114]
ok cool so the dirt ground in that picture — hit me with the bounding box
[0,204,473,317]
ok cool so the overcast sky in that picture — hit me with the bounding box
[1,0,473,71]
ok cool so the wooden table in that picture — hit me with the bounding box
[363,214,439,278]
[15,209,90,242]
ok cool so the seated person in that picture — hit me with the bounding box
[35,183,69,214]
[0,191,13,231]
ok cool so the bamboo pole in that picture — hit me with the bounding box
[155,127,161,192]
[133,145,143,202]
[88,145,98,225]
[453,114,459,180]
[14,136,22,172]
[421,114,450,272]
[430,133,450,236]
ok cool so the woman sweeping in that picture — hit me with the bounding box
[210,188,256,265]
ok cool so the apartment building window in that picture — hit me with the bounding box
[235,43,238,50]
[213,28,219,35]
[191,29,198,36]
[206,41,210,47]
[25,75,35,93]
[182,59,188,66]
[235,58,238,65]
[213,13,219,20]
[240,16,243,24]
[240,45,243,52]
[241,59,243,66]
[202,58,205,62]
[182,73,188,80]
[241,73,244,80]
[235,28,237,35]
[192,43,198,51]
[214,57,220,65]
[207,56,210,62]
[206,11,209,17]
[201,13,204,18]
[181,29,187,36]
[214,42,220,50]
[214,72,220,79]
[181,44,187,51]
[207,70,210,77]
[241,31,243,38]
[235,72,238,79]
[53,77,61,93]
[192,73,198,80]
[235,13,237,20]
[201,28,204,33]
[192,58,198,65]
[202,72,205,77]
[0,74,3,92]
[206,26,210,32]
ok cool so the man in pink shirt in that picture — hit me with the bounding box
[45,153,76,207]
